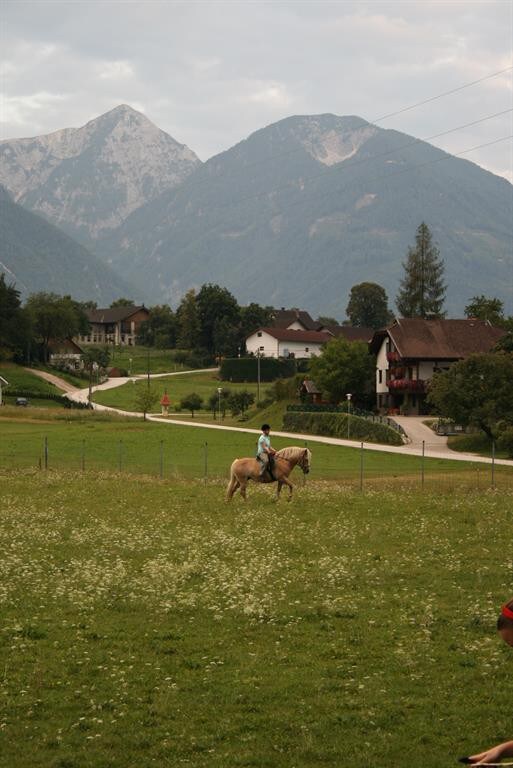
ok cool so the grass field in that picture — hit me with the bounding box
[93,371,264,414]
[101,346,191,375]
[0,470,512,768]
[0,408,510,491]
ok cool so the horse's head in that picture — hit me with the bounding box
[299,448,311,474]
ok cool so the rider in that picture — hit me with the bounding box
[256,423,276,476]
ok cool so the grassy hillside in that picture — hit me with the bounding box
[1,470,512,767]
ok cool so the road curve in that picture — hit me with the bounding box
[26,367,513,469]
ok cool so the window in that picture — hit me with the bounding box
[257,332,262,337]
[378,370,383,384]
[259,346,264,351]
[305,347,309,353]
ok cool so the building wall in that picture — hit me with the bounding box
[277,340,322,358]
[246,331,279,357]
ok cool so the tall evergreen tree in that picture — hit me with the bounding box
[396,222,446,318]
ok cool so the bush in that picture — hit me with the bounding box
[497,426,513,458]
[282,411,403,446]
[220,357,296,382]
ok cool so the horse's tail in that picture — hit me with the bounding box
[226,460,239,501]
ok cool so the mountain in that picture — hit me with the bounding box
[0,105,201,245]
[99,113,513,316]
[0,185,142,303]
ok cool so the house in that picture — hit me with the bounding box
[49,338,84,371]
[76,306,150,346]
[370,318,506,415]
[270,308,319,331]
[246,327,332,359]
[319,324,374,344]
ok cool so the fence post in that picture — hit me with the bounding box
[118,440,123,473]
[303,441,308,486]
[160,440,164,479]
[491,440,496,489]
[44,436,48,470]
[421,440,425,490]
[360,442,364,492]
[204,442,208,484]
[81,439,85,472]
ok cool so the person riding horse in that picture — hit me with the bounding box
[256,423,276,478]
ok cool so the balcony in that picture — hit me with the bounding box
[386,351,401,363]
[388,378,426,392]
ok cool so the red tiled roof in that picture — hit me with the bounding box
[370,318,506,359]
[322,325,374,343]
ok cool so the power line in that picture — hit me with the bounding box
[370,65,513,123]
[186,65,513,188]
[197,114,513,216]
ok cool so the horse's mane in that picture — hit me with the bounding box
[275,446,311,462]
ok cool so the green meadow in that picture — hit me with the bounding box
[0,408,509,491]
[0,469,512,768]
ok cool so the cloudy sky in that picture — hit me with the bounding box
[2,0,512,181]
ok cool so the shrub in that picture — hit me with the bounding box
[220,357,296,382]
[282,411,403,446]
[497,426,513,458]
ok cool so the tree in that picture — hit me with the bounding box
[110,298,135,308]
[25,292,89,363]
[196,284,240,354]
[316,315,339,327]
[396,222,446,318]
[0,274,32,361]
[134,386,159,421]
[180,392,203,417]
[427,353,513,440]
[346,282,392,328]
[82,346,111,403]
[139,305,177,348]
[239,303,274,338]
[308,337,375,405]
[227,390,255,417]
[176,289,201,350]
[464,295,504,325]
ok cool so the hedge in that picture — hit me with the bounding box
[220,357,302,382]
[5,390,90,409]
[282,411,404,446]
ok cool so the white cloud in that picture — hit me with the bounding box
[98,60,135,81]
[246,81,292,107]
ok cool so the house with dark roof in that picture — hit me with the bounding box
[76,305,150,346]
[270,308,319,331]
[370,318,506,415]
[319,325,374,343]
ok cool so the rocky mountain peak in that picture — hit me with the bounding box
[0,105,202,243]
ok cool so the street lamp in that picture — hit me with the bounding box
[128,357,132,377]
[257,350,261,403]
[218,387,223,421]
[346,393,352,440]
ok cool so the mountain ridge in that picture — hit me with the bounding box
[0,104,201,245]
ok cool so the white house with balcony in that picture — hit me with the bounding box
[246,327,332,359]
[370,318,506,415]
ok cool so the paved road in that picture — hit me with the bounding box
[24,367,79,394]
[27,368,513,468]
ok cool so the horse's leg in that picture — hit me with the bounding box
[280,476,294,501]
[276,481,283,501]
[239,480,248,501]
[226,472,240,501]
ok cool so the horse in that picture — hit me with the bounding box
[226,446,312,502]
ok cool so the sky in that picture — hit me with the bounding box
[1,0,512,182]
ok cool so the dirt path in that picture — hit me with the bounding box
[24,367,80,393]
[63,375,513,468]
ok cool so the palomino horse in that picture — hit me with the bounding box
[226,446,312,501]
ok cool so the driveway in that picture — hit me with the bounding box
[27,368,513,468]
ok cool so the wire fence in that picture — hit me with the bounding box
[1,434,512,493]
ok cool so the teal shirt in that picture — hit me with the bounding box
[257,434,270,456]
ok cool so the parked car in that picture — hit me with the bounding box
[15,397,29,407]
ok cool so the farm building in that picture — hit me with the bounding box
[76,306,150,346]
